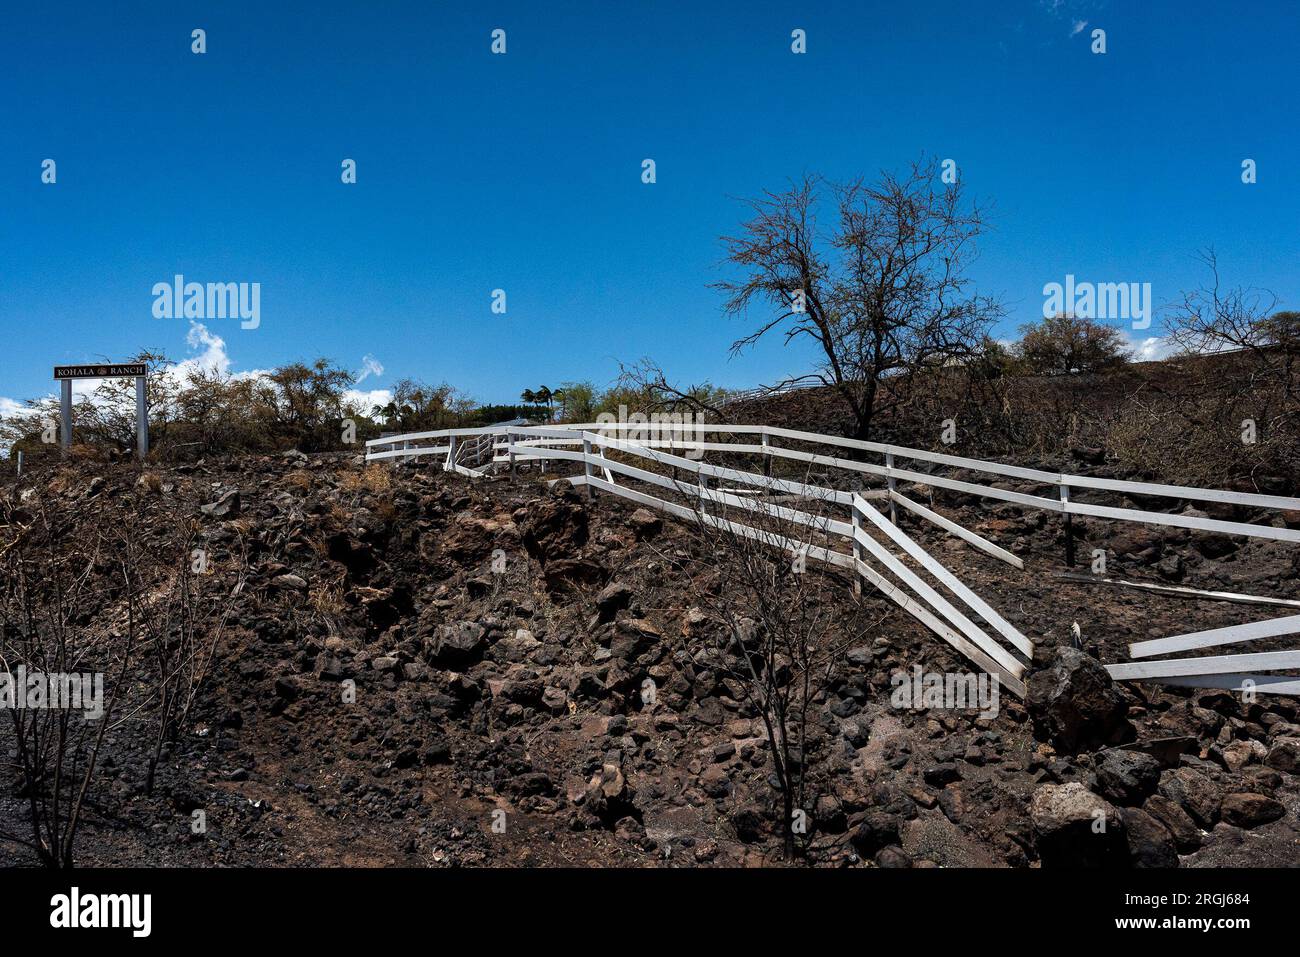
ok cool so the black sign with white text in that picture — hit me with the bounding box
[54,364,147,380]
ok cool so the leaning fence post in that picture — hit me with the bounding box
[582,436,594,500]
[447,434,458,472]
[16,450,23,479]
[508,430,517,477]
[885,451,898,524]
[762,431,772,477]
[1060,482,1075,567]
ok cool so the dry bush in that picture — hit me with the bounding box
[1105,371,1299,489]
[67,445,107,463]
[284,469,314,492]
[337,464,392,495]
[308,574,348,618]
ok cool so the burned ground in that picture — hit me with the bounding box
[2,447,1299,868]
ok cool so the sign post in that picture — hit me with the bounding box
[60,379,73,451]
[53,363,149,460]
[136,375,148,459]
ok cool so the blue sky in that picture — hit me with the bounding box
[2,0,1297,412]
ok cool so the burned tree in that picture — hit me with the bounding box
[715,157,1001,441]
[0,491,236,866]
[657,475,879,859]
[0,499,146,867]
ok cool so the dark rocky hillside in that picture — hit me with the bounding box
[2,444,1299,868]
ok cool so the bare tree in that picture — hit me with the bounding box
[0,489,239,865]
[655,474,878,860]
[1112,249,1300,487]
[714,157,1001,440]
[1168,249,1298,410]
[610,358,726,417]
[0,500,144,867]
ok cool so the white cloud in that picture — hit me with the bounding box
[0,396,38,418]
[344,388,392,415]
[171,321,233,383]
[355,354,384,384]
[1125,334,1173,363]
[1070,19,1087,36]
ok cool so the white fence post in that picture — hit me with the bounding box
[582,436,594,500]
[885,451,897,523]
[1060,482,1074,567]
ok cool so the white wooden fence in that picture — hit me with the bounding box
[366,421,1300,698]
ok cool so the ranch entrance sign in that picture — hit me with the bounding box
[53,363,149,459]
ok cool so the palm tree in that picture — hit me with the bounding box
[536,386,553,418]
[520,388,537,410]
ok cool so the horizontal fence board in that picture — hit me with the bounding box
[886,463,1064,512]
[366,445,451,461]
[1064,499,1300,543]
[1063,473,1300,512]
[1151,673,1300,694]
[1106,649,1300,680]
[759,425,1062,484]
[514,445,586,465]
[1128,613,1300,659]
[366,425,516,447]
